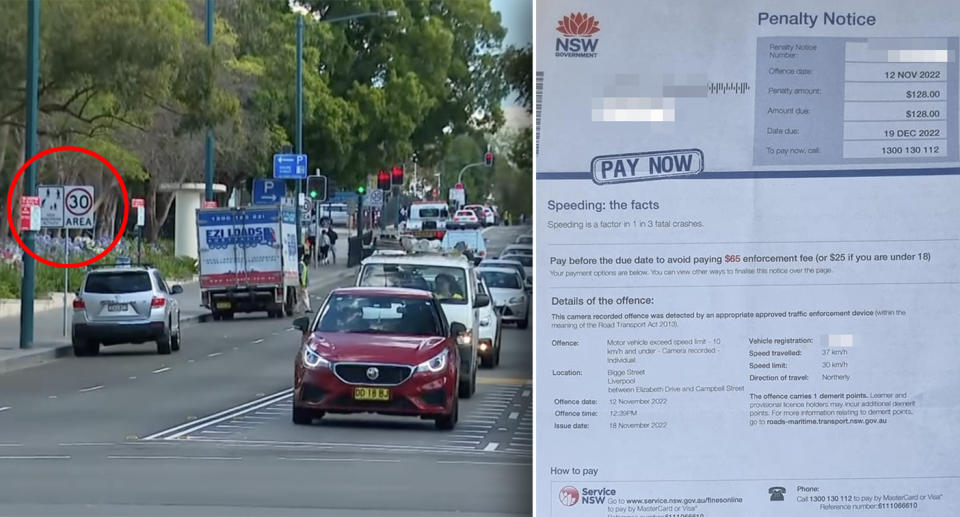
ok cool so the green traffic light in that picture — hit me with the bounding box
[309,190,318,199]
[357,186,366,194]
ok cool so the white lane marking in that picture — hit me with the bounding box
[438,460,530,466]
[252,339,264,344]
[0,456,70,460]
[285,328,296,332]
[152,367,171,374]
[278,457,401,463]
[0,407,10,413]
[128,376,137,380]
[0,444,23,447]
[207,352,222,358]
[47,396,57,399]
[235,415,275,420]
[508,412,519,420]
[511,437,532,442]
[521,390,531,397]
[271,332,279,336]
[142,388,293,440]
[78,385,103,393]
[107,456,240,461]
[213,425,254,429]
[200,430,233,434]
[483,442,499,451]
[58,442,113,446]
[188,359,195,363]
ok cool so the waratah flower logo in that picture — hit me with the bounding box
[556,13,599,37]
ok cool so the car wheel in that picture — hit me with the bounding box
[170,318,182,352]
[292,405,314,425]
[494,330,502,367]
[72,337,98,357]
[518,313,529,329]
[222,312,235,320]
[436,397,458,430]
[458,362,476,399]
[284,292,295,317]
[211,311,222,322]
[156,329,172,355]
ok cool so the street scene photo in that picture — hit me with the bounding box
[0,1,533,515]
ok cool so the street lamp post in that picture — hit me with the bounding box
[204,0,215,202]
[20,0,40,349]
[294,9,396,246]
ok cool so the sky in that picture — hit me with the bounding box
[491,0,532,127]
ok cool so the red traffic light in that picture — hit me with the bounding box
[377,169,390,190]
[391,165,403,185]
[484,152,494,167]
[455,183,464,189]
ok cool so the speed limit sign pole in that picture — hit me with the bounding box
[132,198,145,265]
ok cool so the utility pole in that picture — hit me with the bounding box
[20,0,40,349]
[204,0,215,202]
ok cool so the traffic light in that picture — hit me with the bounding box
[357,185,366,194]
[377,169,390,190]
[391,165,404,186]
[484,151,494,167]
[307,175,327,201]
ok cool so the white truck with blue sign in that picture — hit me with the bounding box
[196,205,301,320]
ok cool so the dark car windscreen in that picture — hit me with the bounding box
[359,264,469,304]
[316,295,442,335]
[503,255,532,267]
[84,271,153,294]
[480,271,520,289]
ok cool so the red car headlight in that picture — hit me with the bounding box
[416,349,449,373]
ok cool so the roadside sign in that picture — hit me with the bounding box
[39,185,64,228]
[20,196,41,232]
[273,153,308,179]
[253,178,286,205]
[132,198,145,227]
[63,185,94,229]
[449,187,465,205]
[203,201,217,208]
[365,189,384,208]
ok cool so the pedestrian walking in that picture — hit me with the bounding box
[298,249,311,312]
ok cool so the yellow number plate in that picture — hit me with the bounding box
[216,302,231,309]
[354,387,390,401]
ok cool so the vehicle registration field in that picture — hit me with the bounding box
[354,387,390,401]
[107,304,126,312]
[215,302,231,309]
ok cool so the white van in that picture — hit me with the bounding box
[317,203,348,226]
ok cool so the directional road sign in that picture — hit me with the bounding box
[253,178,286,205]
[273,153,308,179]
[39,185,64,228]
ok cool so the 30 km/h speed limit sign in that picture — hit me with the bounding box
[64,186,95,229]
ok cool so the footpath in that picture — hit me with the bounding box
[0,237,352,374]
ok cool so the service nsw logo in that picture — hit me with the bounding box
[559,486,617,507]
[555,13,599,58]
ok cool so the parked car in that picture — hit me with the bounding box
[317,203,349,226]
[72,264,184,356]
[515,234,532,245]
[477,267,529,329]
[292,287,461,430]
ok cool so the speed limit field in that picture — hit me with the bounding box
[64,185,94,229]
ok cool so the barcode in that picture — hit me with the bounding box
[535,71,544,156]
[708,82,751,95]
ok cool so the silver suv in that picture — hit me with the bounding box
[72,265,183,356]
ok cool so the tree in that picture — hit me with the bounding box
[502,45,532,112]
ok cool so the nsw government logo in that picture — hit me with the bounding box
[591,149,704,185]
[555,13,599,58]
[559,486,580,506]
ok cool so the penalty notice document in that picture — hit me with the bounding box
[535,1,960,515]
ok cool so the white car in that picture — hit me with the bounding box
[476,277,502,368]
[500,244,532,257]
[453,209,480,225]
[356,253,488,398]
[477,266,529,329]
[500,253,532,279]
[515,234,532,245]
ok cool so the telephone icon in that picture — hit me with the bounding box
[769,486,786,501]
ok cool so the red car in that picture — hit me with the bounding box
[292,287,463,430]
